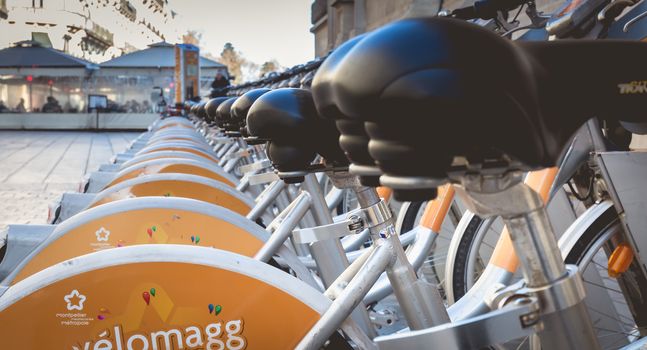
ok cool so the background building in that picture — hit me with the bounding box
[0,0,180,63]
[99,42,228,112]
[0,41,226,114]
[311,0,563,57]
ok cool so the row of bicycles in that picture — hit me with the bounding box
[2,0,647,348]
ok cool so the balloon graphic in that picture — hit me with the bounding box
[191,236,195,243]
[152,226,157,232]
[215,305,222,315]
[97,315,105,320]
[142,292,150,305]
[195,236,200,244]
[146,228,153,237]
[99,307,110,313]
[150,288,156,297]
[208,304,214,314]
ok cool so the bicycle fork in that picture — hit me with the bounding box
[456,171,601,350]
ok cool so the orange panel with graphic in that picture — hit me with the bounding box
[12,208,264,284]
[91,180,251,216]
[108,163,233,188]
[0,262,320,349]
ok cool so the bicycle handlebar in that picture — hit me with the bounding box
[451,0,527,20]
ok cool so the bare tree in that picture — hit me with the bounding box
[220,42,246,84]
[259,59,281,78]
[182,30,202,46]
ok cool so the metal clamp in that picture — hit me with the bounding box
[360,199,395,238]
[453,172,542,218]
[238,159,272,174]
[486,264,586,317]
[292,215,364,244]
[248,171,280,185]
[361,200,392,228]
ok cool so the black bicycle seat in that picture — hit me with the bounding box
[231,88,271,136]
[195,101,208,121]
[319,16,647,200]
[205,97,230,124]
[215,97,238,131]
[329,17,542,177]
[189,103,199,117]
[300,71,316,89]
[312,34,385,187]
[247,88,348,177]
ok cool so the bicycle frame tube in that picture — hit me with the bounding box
[486,167,558,274]
[246,180,287,221]
[300,174,375,337]
[420,184,456,233]
[364,184,456,304]
[376,186,393,202]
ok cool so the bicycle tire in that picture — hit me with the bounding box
[449,202,647,348]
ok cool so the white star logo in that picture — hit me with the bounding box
[64,289,86,311]
[95,227,110,242]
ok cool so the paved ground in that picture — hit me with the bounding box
[0,131,140,231]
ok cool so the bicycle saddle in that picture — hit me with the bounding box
[205,96,230,124]
[312,34,384,187]
[300,70,316,89]
[319,17,647,200]
[195,101,208,121]
[231,88,271,136]
[247,88,348,177]
[215,97,238,131]
[189,103,198,116]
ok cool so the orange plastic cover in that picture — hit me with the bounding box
[0,262,321,349]
[12,208,264,284]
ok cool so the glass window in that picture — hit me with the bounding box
[0,74,84,113]
[90,71,175,113]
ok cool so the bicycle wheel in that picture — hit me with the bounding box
[560,202,647,348]
[450,201,647,349]
[445,186,580,304]
[396,198,464,298]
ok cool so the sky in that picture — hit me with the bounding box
[173,0,314,68]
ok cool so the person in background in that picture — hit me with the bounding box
[0,100,9,113]
[42,96,63,113]
[210,72,230,97]
[15,98,26,113]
